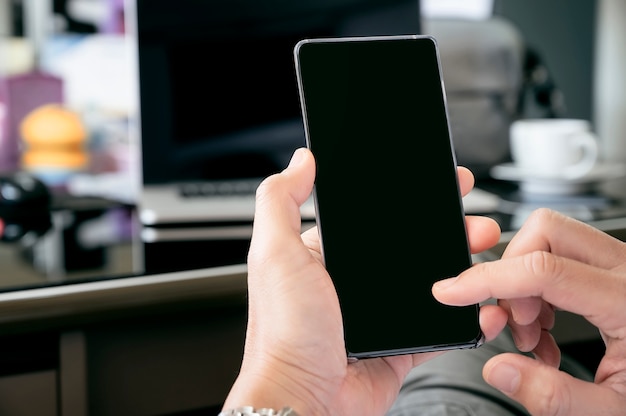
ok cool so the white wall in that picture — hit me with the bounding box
[594,0,626,198]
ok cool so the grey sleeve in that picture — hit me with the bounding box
[387,327,592,416]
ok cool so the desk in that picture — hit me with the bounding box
[0,273,248,415]
[0,195,252,415]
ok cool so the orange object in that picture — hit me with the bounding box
[21,149,89,169]
[19,104,89,175]
[18,104,90,186]
[20,104,87,149]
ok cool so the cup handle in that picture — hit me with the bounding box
[563,132,598,180]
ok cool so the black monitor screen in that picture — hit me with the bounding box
[135,0,421,184]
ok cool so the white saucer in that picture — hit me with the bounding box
[490,162,626,195]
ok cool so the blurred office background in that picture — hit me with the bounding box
[1,0,624,277]
[0,0,134,198]
[1,0,624,201]
[0,2,624,415]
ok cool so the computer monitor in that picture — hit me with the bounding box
[130,0,422,224]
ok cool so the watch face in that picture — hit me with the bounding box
[218,407,298,416]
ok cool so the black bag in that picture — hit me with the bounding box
[423,17,563,179]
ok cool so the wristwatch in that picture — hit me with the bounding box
[218,406,299,416]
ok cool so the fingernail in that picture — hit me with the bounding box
[433,277,458,290]
[486,362,520,394]
[287,148,307,169]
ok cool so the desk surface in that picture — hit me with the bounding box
[0,194,253,332]
[1,182,625,332]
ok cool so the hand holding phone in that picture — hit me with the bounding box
[294,35,483,359]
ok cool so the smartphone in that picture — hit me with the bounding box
[294,35,483,359]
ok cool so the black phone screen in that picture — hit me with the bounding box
[294,36,482,358]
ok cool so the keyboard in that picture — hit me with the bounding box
[179,178,263,198]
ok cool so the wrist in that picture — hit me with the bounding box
[222,377,307,416]
[223,368,325,416]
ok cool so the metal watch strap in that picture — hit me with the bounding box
[218,406,299,416]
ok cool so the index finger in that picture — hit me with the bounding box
[433,252,626,336]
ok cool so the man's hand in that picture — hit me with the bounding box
[223,148,502,415]
[434,208,626,415]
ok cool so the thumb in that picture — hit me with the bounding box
[249,147,315,262]
[483,353,623,416]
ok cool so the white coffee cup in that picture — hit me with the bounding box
[509,118,599,180]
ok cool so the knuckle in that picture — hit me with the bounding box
[527,207,562,227]
[524,250,560,279]
[530,379,567,416]
[254,174,284,207]
[255,174,279,196]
